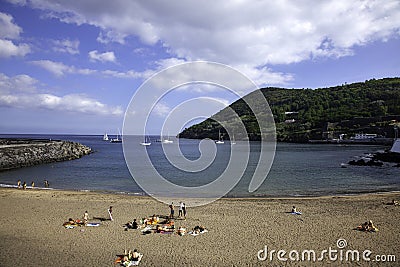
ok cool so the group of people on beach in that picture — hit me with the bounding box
[63,206,114,228]
[17,179,49,189]
[169,201,187,219]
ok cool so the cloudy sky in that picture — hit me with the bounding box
[1,0,399,135]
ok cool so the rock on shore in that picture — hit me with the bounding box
[0,138,92,171]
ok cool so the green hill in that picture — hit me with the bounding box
[178,77,400,142]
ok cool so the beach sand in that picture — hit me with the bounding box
[0,188,399,266]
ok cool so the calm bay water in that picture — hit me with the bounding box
[0,134,399,197]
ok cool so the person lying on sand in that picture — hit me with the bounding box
[124,219,139,230]
[177,226,186,236]
[356,220,379,232]
[159,218,174,226]
[148,214,159,225]
[289,206,302,215]
[117,249,143,266]
[193,225,207,234]
[63,218,85,227]
[155,224,174,233]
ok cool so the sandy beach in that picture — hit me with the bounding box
[0,188,399,266]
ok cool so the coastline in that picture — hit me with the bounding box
[1,187,399,266]
[2,182,399,199]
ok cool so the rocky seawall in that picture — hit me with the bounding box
[0,138,92,171]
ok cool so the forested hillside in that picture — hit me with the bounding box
[178,78,400,142]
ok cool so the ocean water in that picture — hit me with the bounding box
[0,134,399,197]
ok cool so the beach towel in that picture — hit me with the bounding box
[141,226,152,232]
[188,229,208,236]
[86,223,100,227]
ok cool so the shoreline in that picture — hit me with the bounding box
[2,183,400,200]
[1,187,399,266]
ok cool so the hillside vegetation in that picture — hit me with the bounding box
[178,78,400,142]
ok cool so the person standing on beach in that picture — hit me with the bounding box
[108,206,113,221]
[179,202,184,217]
[31,181,35,188]
[169,203,174,219]
[17,180,21,189]
[22,181,27,190]
[44,180,49,188]
[182,203,187,219]
[83,211,89,224]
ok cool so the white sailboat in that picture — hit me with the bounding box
[103,132,109,141]
[231,133,236,145]
[216,130,224,144]
[140,136,151,146]
[162,132,173,144]
[110,129,122,143]
[162,138,173,144]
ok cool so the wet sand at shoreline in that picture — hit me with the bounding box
[0,188,399,266]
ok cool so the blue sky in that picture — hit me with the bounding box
[0,0,399,135]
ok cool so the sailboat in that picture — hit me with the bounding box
[103,132,109,141]
[216,130,224,144]
[162,132,173,144]
[140,135,151,146]
[231,133,236,145]
[110,129,122,143]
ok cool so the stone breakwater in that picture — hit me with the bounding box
[0,139,92,171]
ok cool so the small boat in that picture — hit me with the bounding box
[103,132,109,141]
[162,131,174,144]
[231,133,236,145]
[216,130,224,144]
[140,136,151,146]
[110,129,122,143]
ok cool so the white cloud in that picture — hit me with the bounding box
[0,72,123,116]
[97,30,127,44]
[88,50,116,63]
[0,12,30,57]
[0,73,38,93]
[8,1,400,86]
[0,39,30,57]
[0,12,22,39]
[101,58,186,79]
[30,60,96,76]
[101,69,153,79]
[52,39,79,54]
[152,102,171,117]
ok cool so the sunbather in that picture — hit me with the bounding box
[130,249,140,261]
[177,226,186,236]
[357,220,378,232]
